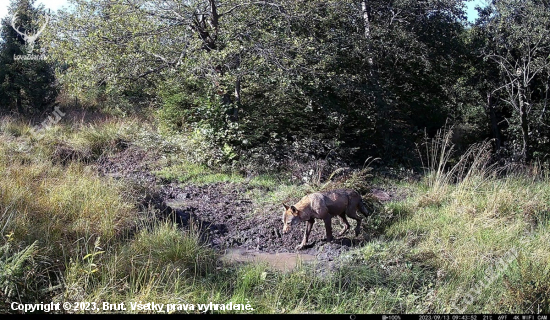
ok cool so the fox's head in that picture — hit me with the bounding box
[282,204,302,233]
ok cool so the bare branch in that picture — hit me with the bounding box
[219,1,287,17]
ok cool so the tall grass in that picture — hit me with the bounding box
[60,220,219,310]
[419,127,456,194]
[2,115,550,314]
[0,160,137,254]
[392,128,550,313]
[417,127,494,206]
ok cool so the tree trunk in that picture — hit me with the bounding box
[232,76,241,122]
[520,106,530,162]
[518,83,530,162]
[209,0,220,37]
[486,92,502,151]
[361,0,373,68]
[16,96,23,114]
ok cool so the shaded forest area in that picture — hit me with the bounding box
[3,1,550,314]
[2,0,550,170]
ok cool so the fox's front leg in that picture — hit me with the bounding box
[323,217,333,242]
[296,218,315,250]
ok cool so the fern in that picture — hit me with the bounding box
[0,237,38,300]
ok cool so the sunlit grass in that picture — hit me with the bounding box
[2,116,550,313]
[154,161,245,185]
[0,160,137,257]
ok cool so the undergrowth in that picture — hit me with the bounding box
[1,117,550,313]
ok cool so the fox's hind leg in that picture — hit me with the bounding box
[337,214,350,236]
[345,207,363,236]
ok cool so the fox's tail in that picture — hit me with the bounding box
[358,200,370,218]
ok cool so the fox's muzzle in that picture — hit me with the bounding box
[282,224,291,234]
[282,215,300,234]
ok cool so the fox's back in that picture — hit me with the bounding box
[322,190,352,215]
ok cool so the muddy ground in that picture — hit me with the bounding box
[97,146,400,266]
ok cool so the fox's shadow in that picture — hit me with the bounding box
[164,205,229,241]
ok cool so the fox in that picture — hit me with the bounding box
[282,189,369,250]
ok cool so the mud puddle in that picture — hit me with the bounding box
[97,147,401,263]
[221,248,316,272]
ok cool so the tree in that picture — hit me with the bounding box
[48,0,470,166]
[0,0,57,115]
[478,0,550,161]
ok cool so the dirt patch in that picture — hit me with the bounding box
[51,142,92,165]
[371,186,411,202]
[160,182,371,262]
[97,146,404,264]
[97,145,159,185]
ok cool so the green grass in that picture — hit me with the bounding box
[247,181,308,204]
[154,161,245,185]
[0,160,137,255]
[2,116,550,313]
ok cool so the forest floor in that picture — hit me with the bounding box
[2,114,548,313]
[97,144,402,270]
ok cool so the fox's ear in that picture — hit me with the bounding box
[291,206,299,216]
[283,203,290,210]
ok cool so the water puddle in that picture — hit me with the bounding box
[222,248,316,272]
[165,199,195,208]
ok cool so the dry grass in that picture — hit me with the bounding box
[2,116,550,314]
[0,144,138,258]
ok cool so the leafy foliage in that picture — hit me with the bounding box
[24,0,550,166]
[45,0,475,168]
[0,0,58,115]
